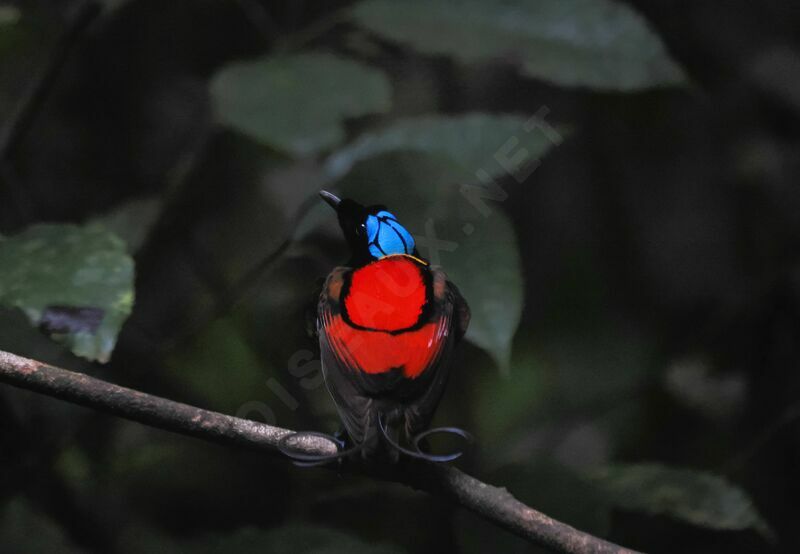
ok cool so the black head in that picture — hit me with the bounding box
[319,191,419,266]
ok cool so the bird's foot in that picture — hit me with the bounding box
[278,430,360,468]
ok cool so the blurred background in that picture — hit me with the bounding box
[1,0,799,553]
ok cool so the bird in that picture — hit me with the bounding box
[281,191,471,465]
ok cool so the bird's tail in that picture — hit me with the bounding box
[377,412,472,463]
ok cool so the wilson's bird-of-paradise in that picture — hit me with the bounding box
[281,191,471,464]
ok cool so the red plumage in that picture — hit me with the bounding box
[344,257,427,332]
[323,256,450,379]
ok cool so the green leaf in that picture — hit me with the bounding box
[93,196,162,253]
[352,0,686,90]
[0,7,19,28]
[164,317,268,414]
[0,6,20,27]
[0,224,135,363]
[210,53,392,157]
[309,151,524,371]
[453,208,522,371]
[0,4,20,54]
[0,498,85,554]
[588,464,774,539]
[120,524,406,554]
[474,351,545,441]
[539,327,655,412]
[198,525,406,554]
[325,112,562,180]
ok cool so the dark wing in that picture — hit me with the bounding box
[317,267,376,445]
[319,329,376,445]
[403,267,470,437]
[450,278,470,342]
[305,277,326,338]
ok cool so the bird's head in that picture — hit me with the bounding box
[319,190,420,266]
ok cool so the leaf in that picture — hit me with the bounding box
[120,524,406,554]
[0,498,85,554]
[108,420,297,537]
[197,525,406,554]
[0,224,135,362]
[164,317,268,414]
[210,52,392,157]
[474,351,545,441]
[539,326,655,412]
[93,196,163,253]
[452,208,522,371]
[325,112,562,180]
[588,464,774,539]
[0,6,20,27]
[307,151,524,371]
[352,0,686,90]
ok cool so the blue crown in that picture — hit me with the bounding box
[365,210,415,258]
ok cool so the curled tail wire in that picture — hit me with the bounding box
[378,413,473,463]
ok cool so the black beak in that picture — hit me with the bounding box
[319,190,341,210]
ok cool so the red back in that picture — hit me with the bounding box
[344,256,427,331]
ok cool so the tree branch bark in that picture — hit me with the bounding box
[0,349,641,554]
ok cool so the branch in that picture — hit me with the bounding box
[0,349,640,554]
